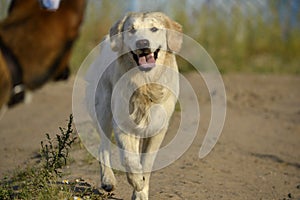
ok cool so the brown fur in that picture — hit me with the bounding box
[0,0,86,108]
[0,51,11,107]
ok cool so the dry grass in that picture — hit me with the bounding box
[70,2,300,75]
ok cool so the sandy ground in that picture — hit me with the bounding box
[0,73,299,200]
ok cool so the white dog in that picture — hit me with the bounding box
[88,12,182,200]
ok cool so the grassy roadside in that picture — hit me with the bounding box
[70,2,300,75]
[0,115,107,200]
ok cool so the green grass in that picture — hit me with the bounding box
[70,2,300,75]
[175,4,300,75]
[0,115,106,200]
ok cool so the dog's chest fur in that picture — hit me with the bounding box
[129,83,169,127]
[112,51,177,131]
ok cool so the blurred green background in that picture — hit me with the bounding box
[1,0,300,74]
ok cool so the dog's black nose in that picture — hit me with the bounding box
[136,39,150,49]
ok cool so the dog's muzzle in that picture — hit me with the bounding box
[131,39,160,72]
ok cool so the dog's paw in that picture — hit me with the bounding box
[101,173,116,192]
[101,182,115,192]
[127,173,145,192]
[132,190,148,200]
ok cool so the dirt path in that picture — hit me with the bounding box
[0,73,299,200]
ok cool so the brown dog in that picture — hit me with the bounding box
[0,0,86,108]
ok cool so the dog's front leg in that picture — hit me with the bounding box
[99,138,116,192]
[96,95,116,192]
[114,131,145,194]
[133,129,168,200]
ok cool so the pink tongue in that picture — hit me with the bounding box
[138,54,155,68]
[138,56,147,65]
[146,54,155,63]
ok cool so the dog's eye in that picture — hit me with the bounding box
[150,27,158,32]
[129,27,136,34]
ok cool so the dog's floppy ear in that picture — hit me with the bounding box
[165,17,183,53]
[109,14,128,52]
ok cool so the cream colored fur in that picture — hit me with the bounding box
[90,12,182,200]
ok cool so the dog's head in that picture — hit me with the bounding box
[110,12,182,72]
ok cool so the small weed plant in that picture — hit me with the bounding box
[40,114,77,176]
[0,115,105,200]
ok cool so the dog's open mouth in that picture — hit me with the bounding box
[131,48,160,72]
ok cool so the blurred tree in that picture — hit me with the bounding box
[0,0,11,20]
[278,0,300,40]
